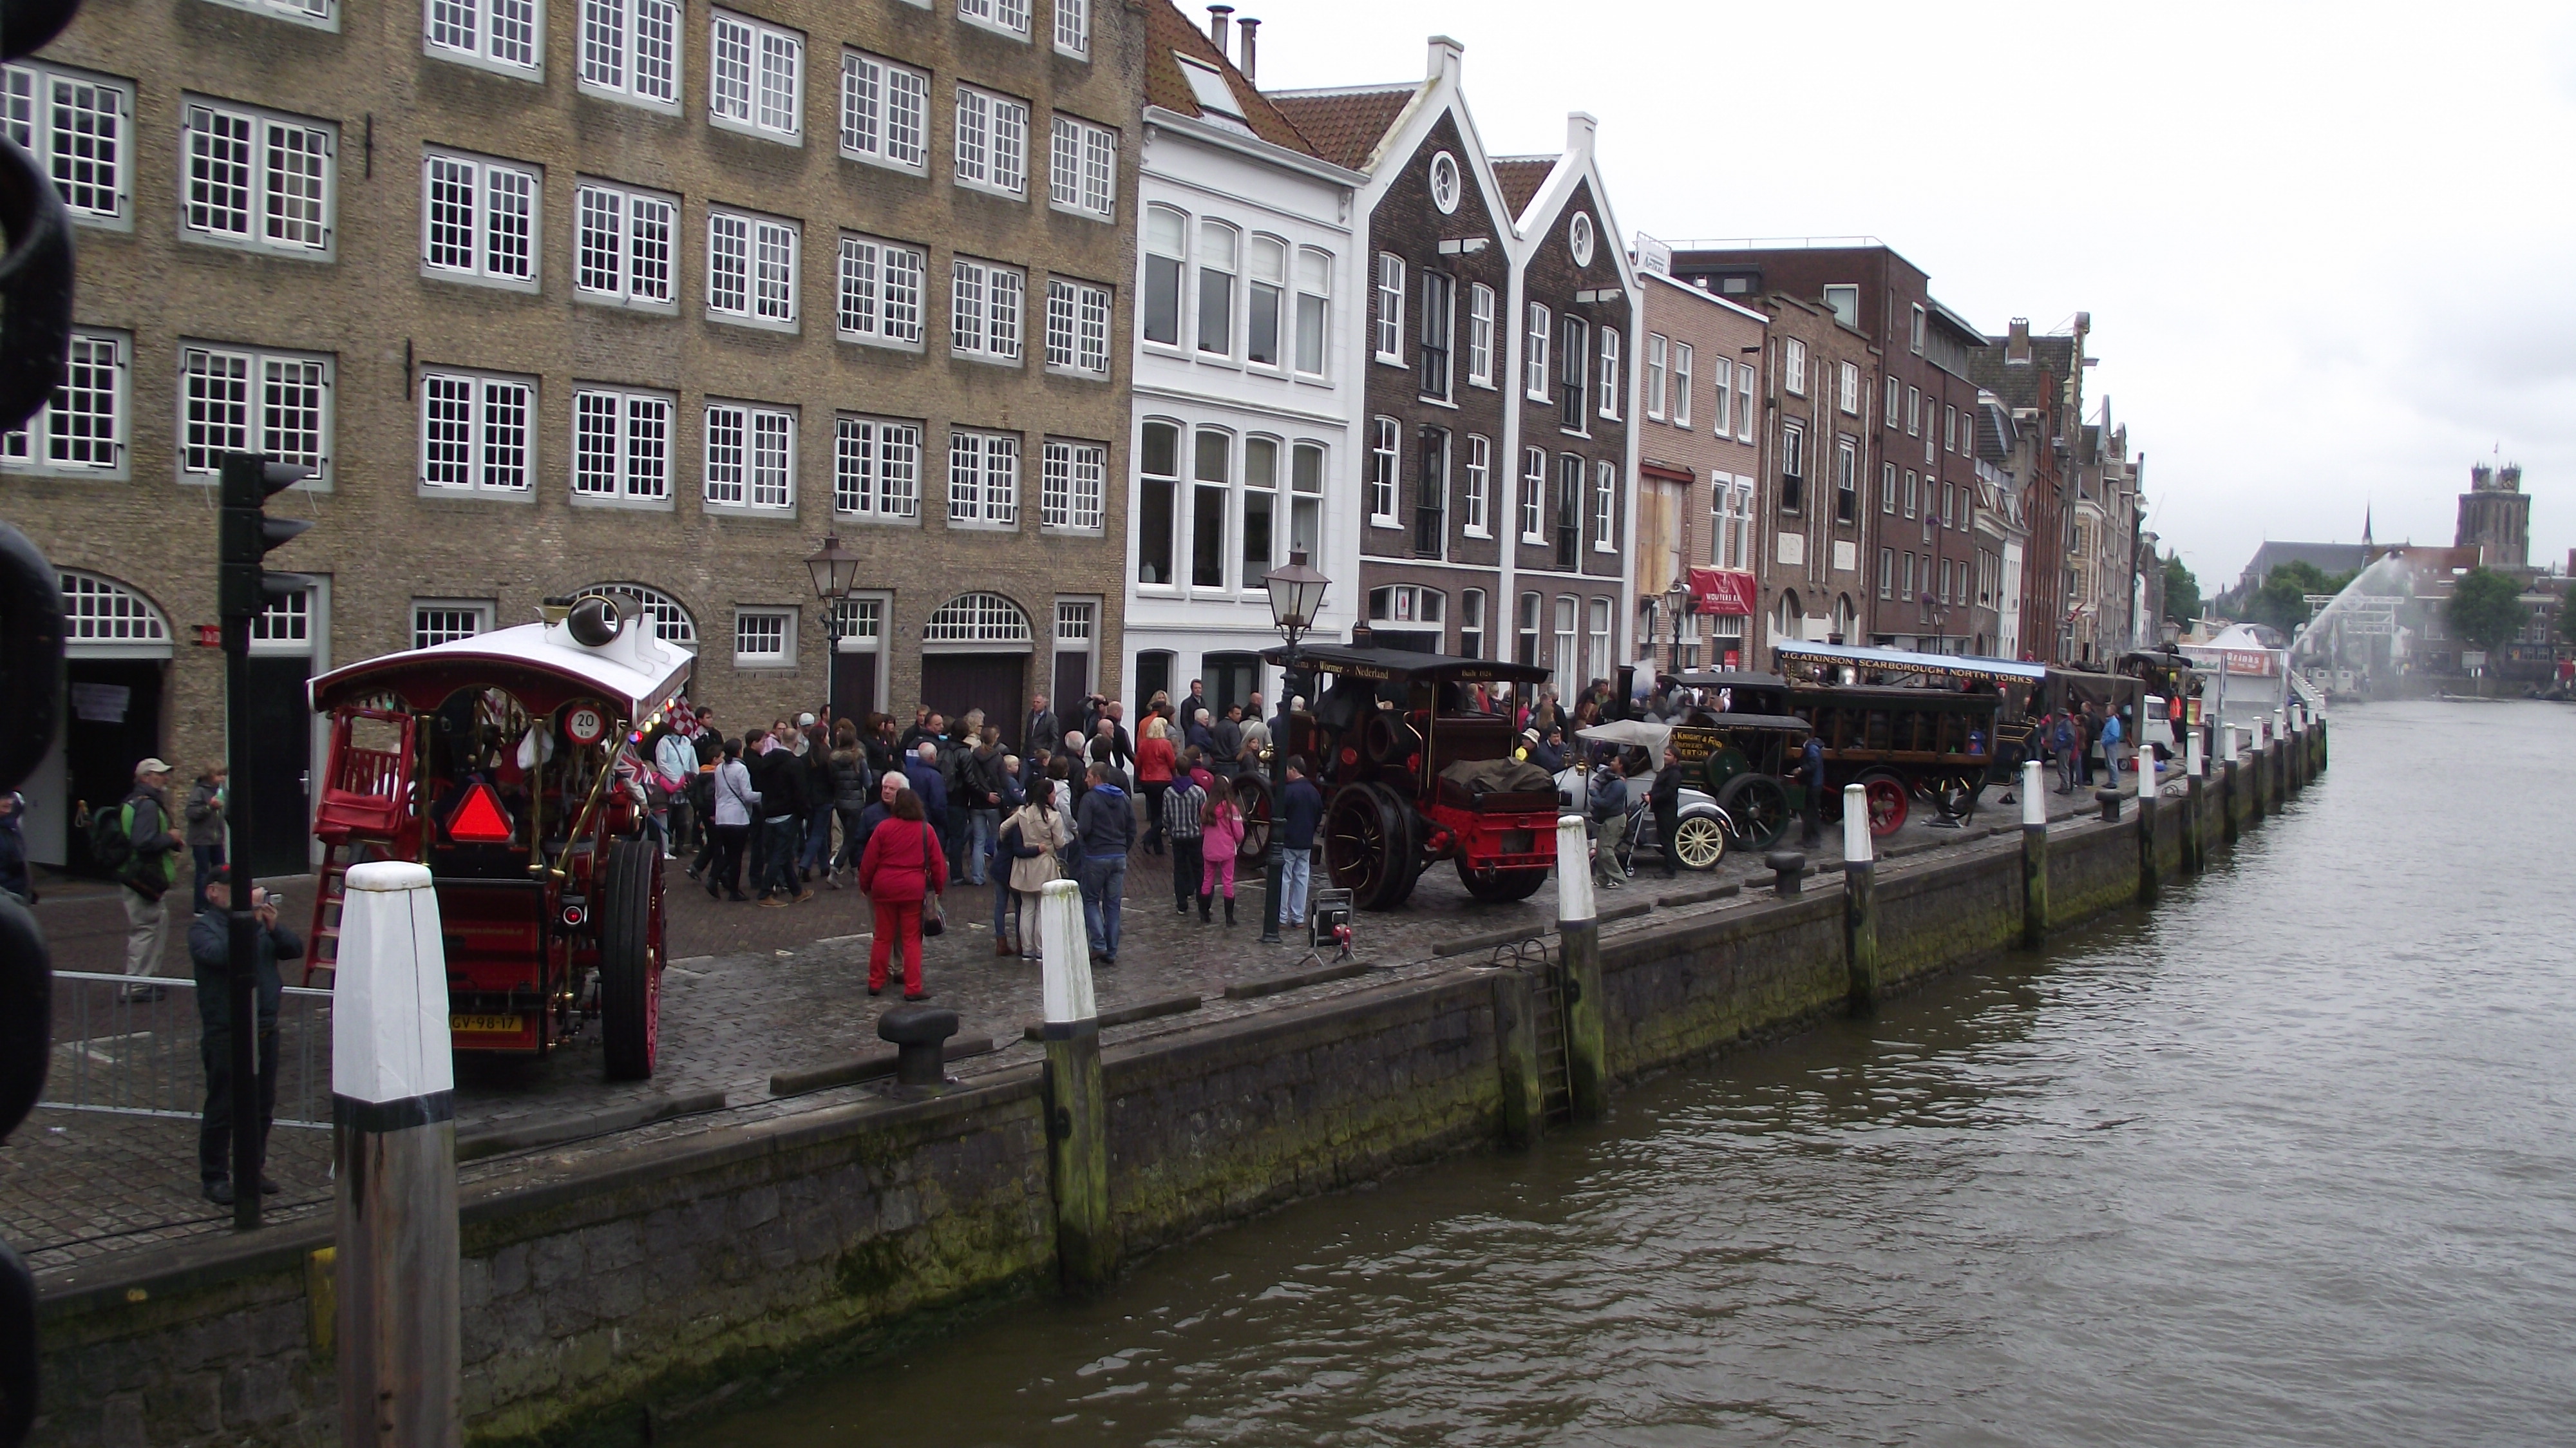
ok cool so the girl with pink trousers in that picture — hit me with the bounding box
[1198,787,1245,926]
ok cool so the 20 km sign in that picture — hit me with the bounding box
[564,705,608,745]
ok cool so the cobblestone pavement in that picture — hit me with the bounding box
[8,776,2134,1275]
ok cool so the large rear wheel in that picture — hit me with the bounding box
[1857,770,1910,838]
[1325,784,1416,911]
[1714,773,1793,851]
[600,837,663,1081]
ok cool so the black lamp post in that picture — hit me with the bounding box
[1663,582,1690,674]
[1259,549,1330,944]
[805,533,862,724]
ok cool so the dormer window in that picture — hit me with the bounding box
[1175,56,1251,137]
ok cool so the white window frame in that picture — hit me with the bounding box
[578,0,683,112]
[1839,360,1860,415]
[1884,374,1901,426]
[416,367,536,495]
[709,8,803,143]
[1519,446,1546,542]
[1294,246,1331,378]
[1,327,128,479]
[202,0,340,31]
[951,256,1026,363]
[702,399,796,511]
[1048,113,1117,222]
[1141,204,1185,350]
[3,61,133,228]
[1598,328,1622,421]
[1045,276,1113,377]
[1197,220,1238,358]
[833,414,922,522]
[1040,438,1107,533]
[569,385,675,505]
[1367,416,1399,525]
[1734,362,1756,443]
[1524,302,1551,399]
[176,342,332,488]
[952,84,1030,199]
[412,600,495,649]
[1906,385,1921,435]
[836,233,927,348]
[1372,252,1405,365]
[1245,234,1287,370]
[1053,0,1089,57]
[1462,433,1491,537]
[1644,333,1667,421]
[572,178,677,310]
[1672,342,1693,428]
[424,0,545,77]
[706,207,799,330]
[1466,281,1495,389]
[838,48,928,172]
[1782,336,1807,397]
[420,148,540,289]
[947,427,1021,528]
[180,97,336,258]
[732,607,795,667]
[956,0,1030,41]
[1593,460,1616,551]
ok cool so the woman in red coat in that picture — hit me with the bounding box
[857,787,947,1000]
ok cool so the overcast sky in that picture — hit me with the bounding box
[1247,0,2576,593]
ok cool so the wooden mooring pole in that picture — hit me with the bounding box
[1037,879,1116,1290]
[1842,784,1878,1013]
[2020,761,2049,948]
[1555,816,1607,1122]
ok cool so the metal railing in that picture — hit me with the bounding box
[41,971,333,1129]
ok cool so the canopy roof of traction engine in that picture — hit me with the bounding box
[1771,640,2049,687]
[308,614,696,719]
[1261,642,1555,687]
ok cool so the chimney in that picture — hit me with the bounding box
[1426,33,1464,86]
[1566,111,1598,158]
[2005,318,2031,365]
[1206,4,1232,51]
[1236,17,1258,81]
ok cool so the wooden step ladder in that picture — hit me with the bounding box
[301,834,392,987]
[1530,955,1575,1126]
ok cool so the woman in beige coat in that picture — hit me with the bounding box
[998,788,1070,960]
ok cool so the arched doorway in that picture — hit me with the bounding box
[37,572,173,869]
[920,592,1032,736]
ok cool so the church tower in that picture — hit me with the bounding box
[2454,461,2531,572]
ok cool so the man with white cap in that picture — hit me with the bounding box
[108,757,185,995]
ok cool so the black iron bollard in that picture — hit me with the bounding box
[878,1005,960,1086]
[1764,850,1805,895]
[2094,788,2121,823]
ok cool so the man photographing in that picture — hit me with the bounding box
[191,866,303,1205]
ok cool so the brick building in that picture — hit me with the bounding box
[5,0,1142,871]
[1968,316,2086,662]
[1632,241,1765,671]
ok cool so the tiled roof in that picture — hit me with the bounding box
[1265,85,1416,171]
[1967,334,2077,411]
[1143,1,1321,157]
[1492,157,1557,219]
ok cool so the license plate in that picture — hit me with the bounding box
[450,1014,524,1034]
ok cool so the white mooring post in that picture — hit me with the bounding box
[332,861,459,1448]
[2020,759,2048,946]
[1037,878,1113,1288]
[1554,816,1605,1120]
[1842,784,1877,1011]
[2183,725,2208,875]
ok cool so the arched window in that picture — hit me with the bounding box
[59,571,171,654]
[576,582,697,645]
[923,591,1032,647]
[1773,589,1803,647]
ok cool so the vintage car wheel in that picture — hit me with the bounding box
[1934,774,1984,822]
[1232,774,1274,862]
[1670,811,1729,871]
[600,837,663,1081]
[1700,746,1750,795]
[1325,783,1415,911]
[1456,859,1549,901]
[1858,771,1910,838]
[1714,773,1792,850]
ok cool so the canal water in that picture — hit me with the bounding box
[688,702,2576,1446]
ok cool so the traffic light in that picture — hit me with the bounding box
[218,452,316,624]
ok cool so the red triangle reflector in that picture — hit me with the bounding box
[448,783,515,844]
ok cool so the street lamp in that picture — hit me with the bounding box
[1919,591,1950,654]
[805,533,862,724]
[1663,581,1690,674]
[1259,549,1330,944]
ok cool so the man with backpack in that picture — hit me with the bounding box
[97,757,184,995]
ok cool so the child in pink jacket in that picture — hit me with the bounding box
[1198,788,1245,926]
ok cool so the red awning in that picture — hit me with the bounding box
[1687,567,1759,616]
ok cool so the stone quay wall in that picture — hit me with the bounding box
[33,727,2326,1448]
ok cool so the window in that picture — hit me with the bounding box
[1821,283,1858,328]
[734,608,794,665]
[1524,303,1551,399]
[956,0,1028,38]
[1554,595,1578,678]
[1045,277,1112,375]
[839,50,928,170]
[706,209,797,327]
[1245,236,1285,368]
[1191,428,1228,587]
[573,179,676,309]
[421,149,538,287]
[710,10,801,140]
[1838,361,1859,415]
[182,99,333,255]
[205,0,338,28]
[1418,270,1455,399]
[1904,469,1918,517]
[1910,303,1927,353]
[417,369,533,493]
[836,234,927,345]
[1463,434,1491,535]
[1368,586,1445,627]
[1466,282,1496,388]
[3,62,131,225]
[947,428,1019,526]
[1711,352,1732,435]
[1711,479,1754,571]
[1048,114,1117,220]
[1414,427,1448,558]
[1372,253,1405,363]
[1138,421,1179,584]
[1554,455,1581,568]
[1944,405,1958,452]
[1197,221,1237,356]
[426,0,542,73]
[1587,596,1612,685]
[1428,150,1461,214]
[1569,213,1595,267]
[179,344,330,483]
[1142,206,1184,347]
[1460,589,1486,660]
[950,256,1025,360]
[1906,385,1920,435]
[1734,363,1755,442]
[1240,436,1276,579]
[1558,314,1589,430]
[1053,0,1088,56]
[1289,442,1323,561]
[1041,439,1106,531]
[1944,482,1957,528]
[952,85,1029,196]
[833,415,921,519]
[1367,417,1399,523]
[1940,557,1955,604]
[570,386,672,500]
[703,401,794,510]
[1598,329,1620,421]
[1672,343,1693,428]
[1777,422,1803,513]
[1,329,126,477]
[1517,591,1540,665]
[1878,549,1894,599]
[578,0,680,107]
[1881,461,1897,514]
[1295,247,1331,376]
[1175,57,1248,132]
[1835,436,1857,524]
[1885,375,1900,426]
[1902,552,1917,600]
[1644,334,1667,421]
[1520,446,1545,541]
[412,601,493,649]
[925,591,1034,643]
[1593,460,1616,551]
[1782,337,1807,396]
